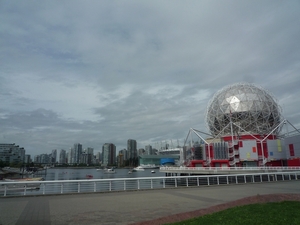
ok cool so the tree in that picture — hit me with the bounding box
[0,160,9,168]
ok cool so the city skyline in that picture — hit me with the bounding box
[1,1,300,156]
[22,139,175,158]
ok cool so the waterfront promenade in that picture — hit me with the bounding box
[0,181,300,225]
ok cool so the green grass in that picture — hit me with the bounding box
[167,201,300,225]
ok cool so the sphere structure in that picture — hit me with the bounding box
[206,83,282,137]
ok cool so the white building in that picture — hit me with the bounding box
[0,143,25,164]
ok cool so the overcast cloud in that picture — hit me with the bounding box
[1,0,300,156]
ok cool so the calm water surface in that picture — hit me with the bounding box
[44,168,162,180]
[1,168,164,197]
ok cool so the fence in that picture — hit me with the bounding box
[160,166,300,172]
[1,171,299,197]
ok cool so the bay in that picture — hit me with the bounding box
[2,168,165,196]
[43,167,162,181]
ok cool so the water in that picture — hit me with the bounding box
[44,167,162,181]
[1,168,164,197]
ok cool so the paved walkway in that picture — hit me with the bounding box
[0,181,300,225]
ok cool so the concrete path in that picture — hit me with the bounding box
[0,181,299,225]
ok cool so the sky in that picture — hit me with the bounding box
[1,0,300,156]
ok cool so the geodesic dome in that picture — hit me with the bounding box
[206,83,282,137]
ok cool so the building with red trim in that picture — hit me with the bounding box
[186,83,300,168]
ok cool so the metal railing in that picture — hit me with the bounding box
[160,166,300,171]
[1,171,300,197]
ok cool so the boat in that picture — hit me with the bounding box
[151,170,156,173]
[4,177,44,182]
[86,174,93,179]
[19,170,34,175]
[132,166,145,172]
[128,170,133,174]
[103,168,116,174]
[96,168,102,171]
[139,164,159,169]
[2,177,44,190]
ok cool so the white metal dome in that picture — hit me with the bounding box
[206,83,282,136]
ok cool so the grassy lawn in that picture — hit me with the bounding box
[167,201,300,225]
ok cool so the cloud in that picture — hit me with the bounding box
[0,0,300,156]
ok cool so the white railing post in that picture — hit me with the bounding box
[151,179,153,189]
[43,184,45,195]
[4,185,7,197]
[226,176,229,184]
[78,183,80,193]
[296,173,298,180]
[236,176,238,184]
[186,178,188,187]
[260,175,262,182]
[124,180,126,191]
[282,173,284,181]
[138,180,140,190]
[109,181,112,191]
[94,182,96,192]
[163,179,165,188]
[244,175,246,183]
[197,177,199,186]
[175,178,177,187]
[217,176,219,185]
[207,177,210,186]
[61,183,63,194]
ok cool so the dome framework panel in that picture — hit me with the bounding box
[205,83,282,137]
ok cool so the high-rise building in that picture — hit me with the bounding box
[145,145,154,155]
[51,149,57,163]
[95,152,101,164]
[0,143,25,164]
[117,152,123,167]
[24,154,31,164]
[19,147,25,163]
[127,139,137,159]
[86,147,94,155]
[74,143,82,164]
[79,153,91,164]
[68,148,75,164]
[40,154,50,164]
[59,149,66,164]
[102,143,116,166]
[138,148,145,155]
[80,147,94,165]
[119,149,128,160]
[34,155,40,163]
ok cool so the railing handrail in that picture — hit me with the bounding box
[0,170,298,186]
[160,166,300,171]
[1,170,299,197]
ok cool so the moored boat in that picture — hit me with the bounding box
[4,177,44,182]
[103,168,116,174]
[132,166,145,171]
[2,177,44,190]
[139,164,159,169]
[86,174,93,179]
